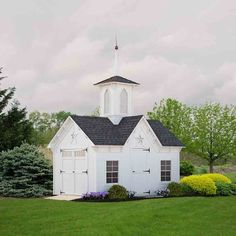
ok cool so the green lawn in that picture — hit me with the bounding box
[1,197,236,236]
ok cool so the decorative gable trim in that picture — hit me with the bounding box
[48,116,95,149]
[142,117,163,147]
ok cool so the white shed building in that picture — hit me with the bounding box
[48,44,183,197]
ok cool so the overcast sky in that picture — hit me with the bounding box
[1,0,236,115]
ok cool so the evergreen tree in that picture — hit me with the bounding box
[0,68,33,152]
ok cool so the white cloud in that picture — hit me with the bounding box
[199,0,236,23]
[0,0,236,115]
[157,26,215,49]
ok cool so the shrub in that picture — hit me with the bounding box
[180,161,194,176]
[82,192,108,200]
[181,175,216,196]
[0,143,52,197]
[230,184,236,195]
[215,182,231,196]
[202,173,231,184]
[194,166,208,174]
[181,183,195,196]
[167,182,195,197]
[108,185,128,200]
[167,182,184,197]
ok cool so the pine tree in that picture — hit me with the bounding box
[0,68,33,151]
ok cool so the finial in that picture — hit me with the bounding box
[115,35,118,50]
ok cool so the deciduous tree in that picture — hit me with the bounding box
[148,99,236,172]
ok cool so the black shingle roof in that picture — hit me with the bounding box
[94,76,139,85]
[70,115,183,147]
[148,120,184,146]
[71,115,142,145]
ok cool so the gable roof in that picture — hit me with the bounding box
[94,76,139,86]
[147,120,184,147]
[71,115,142,145]
[70,115,183,147]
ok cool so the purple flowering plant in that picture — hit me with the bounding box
[82,191,108,200]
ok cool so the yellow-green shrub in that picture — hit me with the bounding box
[202,173,231,184]
[181,175,216,195]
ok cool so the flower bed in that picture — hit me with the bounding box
[82,192,108,200]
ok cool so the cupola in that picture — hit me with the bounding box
[94,41,139,125]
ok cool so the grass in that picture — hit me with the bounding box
[1,196,236,236]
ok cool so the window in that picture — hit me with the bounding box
[120,89,128,113]
[161,160,171,181]
[74,150,86,157]
[106,161,118,183]
[62,150,73,157]
[104,89,110,114]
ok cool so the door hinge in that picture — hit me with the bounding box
[143,168,150,174]
[143,190,150,194]
[143,148,150,152]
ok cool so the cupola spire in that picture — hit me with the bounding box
[114,35,119,75]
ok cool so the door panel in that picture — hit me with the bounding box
[74,173,87,195]
[131,149,150,196]
[62,159,74,171]
[62,173,74,194]
[74,156,87,195]
[61,149,88,195]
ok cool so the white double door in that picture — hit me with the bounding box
[131,149,151,196]
[60,150,88,195]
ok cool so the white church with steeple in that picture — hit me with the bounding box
[49,42,183,197]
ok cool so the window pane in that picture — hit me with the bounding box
[166,176,171,181]
[161,159,171,181]
[107,173,112,178]
[161,176,165,181]
[112,172,118,178]
[113,161,118,167]
[166,172,170,176]
[62,151,73,157]
[107,161,112,166]
[106,161,119,184]
[166,166,171,170]
[161,160,165,165]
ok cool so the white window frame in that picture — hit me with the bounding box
[104,89,111,114]
[120,88,128,114]
[106,161,119,184]
[161,160,171,182]
[62,150,73,158]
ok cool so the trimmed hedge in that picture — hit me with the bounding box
[0,143,52,197]
[181,175,216,196]
[108,185,128,200]
[202,174,231,184]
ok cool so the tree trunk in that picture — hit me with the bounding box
[209,162,214,173]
